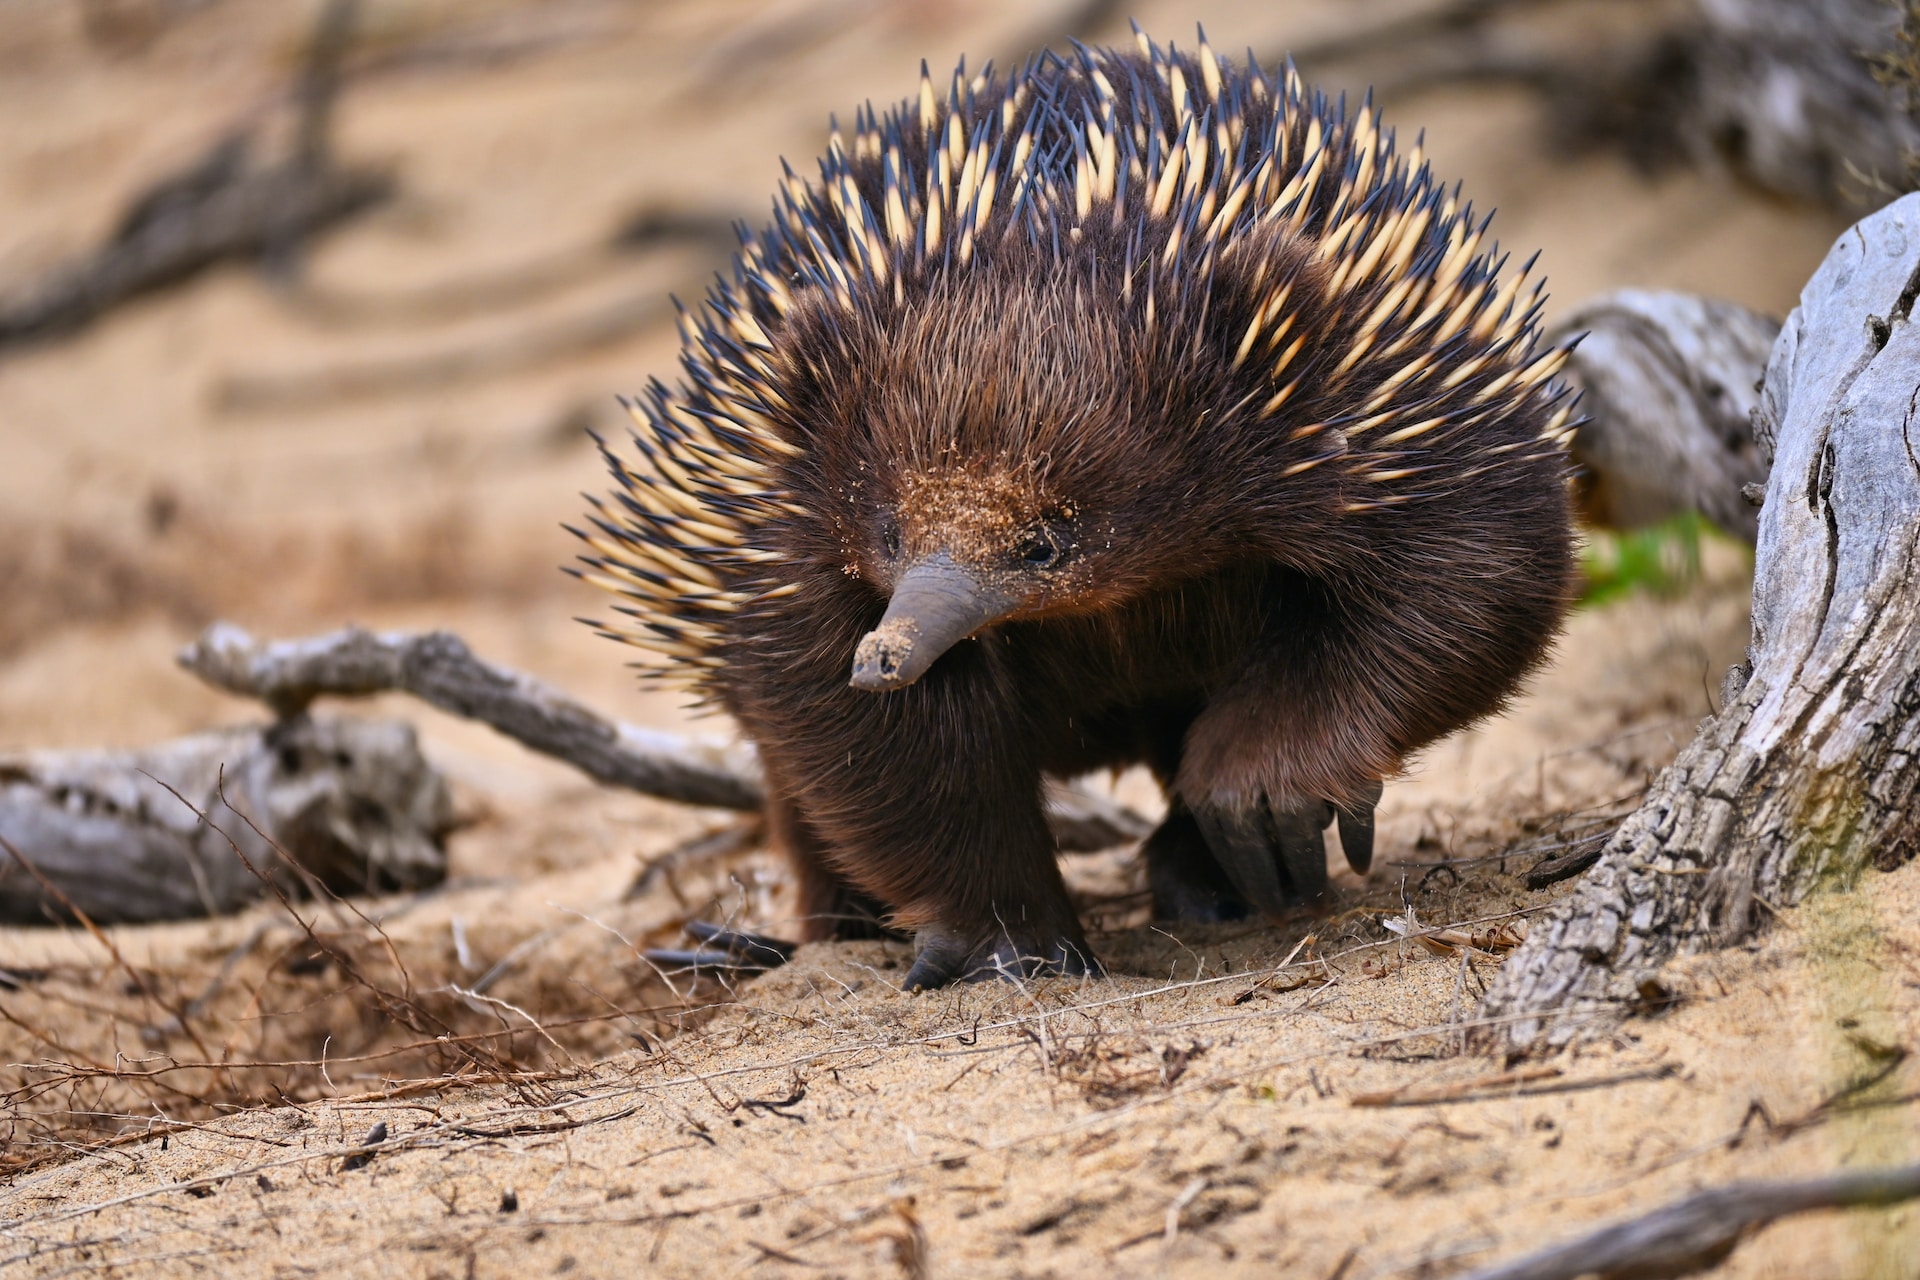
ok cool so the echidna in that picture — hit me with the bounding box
[575,28,1577,988]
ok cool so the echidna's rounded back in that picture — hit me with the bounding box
[576,30,1575,689]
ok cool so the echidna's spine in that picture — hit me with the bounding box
[574,27,1576,691]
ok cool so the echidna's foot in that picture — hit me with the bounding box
[902,927,1101,991]
[641,921,797,974]
[1144,806,1251,922]
[1192,796,1335,914]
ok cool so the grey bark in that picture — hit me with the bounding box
[1478,193,1920,1053]
[1555,289,1778,540]
[0,714,449,925]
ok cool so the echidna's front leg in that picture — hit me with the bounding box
[903,918,1100,990]
[1189,785,1381,913]
[878,739,1100,988]
[1177,659,1390,915]
[1182,790,1367,909]
[761,736,1093,987]
[737,605,1098,988]
[1192,797,1332,908]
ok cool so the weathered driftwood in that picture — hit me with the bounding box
[1554,290,1777,540]
[1478,193,1920,1053]
[0,0,389,350]
[177,623,1152,851]
[0,715,449,925]
[1461,1161,1920,1280]
[179,622,762,811]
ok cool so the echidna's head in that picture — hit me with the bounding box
[847,460,1094,691]
[779,266,1273,691]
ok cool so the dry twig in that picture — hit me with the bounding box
[1461,1162,1920,1280]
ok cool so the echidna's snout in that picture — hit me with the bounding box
[850,552,1020,691]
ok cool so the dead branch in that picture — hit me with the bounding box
[178,621,762,810]
[0,0,391,350]
[1350,1063,1675,1108]
[0,714,449,924]
[1554,290,1778,540]
[1042,781,1154,850]
[177,622,1151,851]
[1461,1162,1920,1280]
[282,204,740,328]
[211,291,670,411]
[1479,194,1920,1052]
[1290,0,1916,210]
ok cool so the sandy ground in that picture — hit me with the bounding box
[2,1,1914,1276]
[7,851,1920,1279]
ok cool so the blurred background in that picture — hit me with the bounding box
[0,0,1888,850]
[0,0,1911,1165]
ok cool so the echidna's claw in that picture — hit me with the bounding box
[1267,798,1334,903]
[642,920,801,975]
[1192,796,1334,915]
[1191,804,1284,914]
[682,920,797,966]
[1336,781,1384,874]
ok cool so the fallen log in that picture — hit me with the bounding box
[0,714,449,925]
[176,622,1153,852]
[1554,289,1777,541]
[1291,0,1917,210]
[1478,192,1920,1053]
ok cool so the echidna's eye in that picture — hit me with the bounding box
[1016,529,1063,568]
[881,523,902,558]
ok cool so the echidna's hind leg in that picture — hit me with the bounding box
[1143,803,1250,922]
[766,786,895,942]
[1132,704,1251,922]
